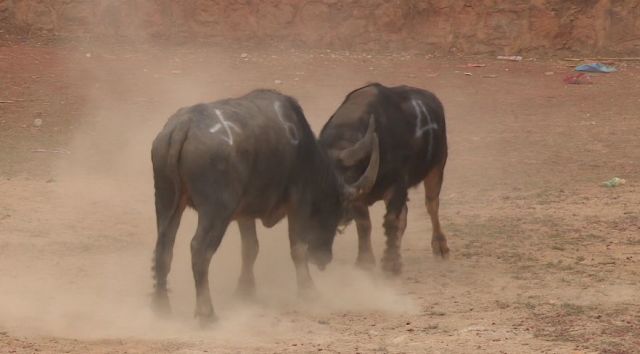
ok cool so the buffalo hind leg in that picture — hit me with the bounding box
[381,187,408,275]
[424,164,449,258]
[152,209,183,316]
[354,204,375,269]
[191,208,231,325]
[152,179,186,316]
[235,218,259,299]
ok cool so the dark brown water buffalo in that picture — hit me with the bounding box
[319,83,448,275]
[151,89,379,324]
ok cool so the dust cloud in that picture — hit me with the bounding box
[0,38,417,341]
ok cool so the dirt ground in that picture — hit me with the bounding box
[1,38,639,354]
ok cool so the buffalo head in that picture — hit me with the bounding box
[306,117,380,269]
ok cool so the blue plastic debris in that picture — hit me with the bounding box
[575,63,617,73]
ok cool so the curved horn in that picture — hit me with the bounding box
[345,132,380,200]
[338,116,376,166]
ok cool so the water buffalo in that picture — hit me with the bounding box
[151,89,379,323]
[319,83,448,275]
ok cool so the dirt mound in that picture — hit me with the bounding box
[2,0,640,55]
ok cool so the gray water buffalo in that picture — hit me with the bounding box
[319,83,448,275]
[151,89,379,323]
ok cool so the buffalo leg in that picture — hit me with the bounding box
[236,218,259,298]
[287,217,315,296]
[152,178,186,315]
[424,164,449,258]
[381,187,408,275]
[191,209,230,325]
[354,204,375,269]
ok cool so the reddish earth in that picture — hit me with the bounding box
[1,37,639,353]
[2,0,640,55]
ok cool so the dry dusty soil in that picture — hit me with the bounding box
[1,38,639,353]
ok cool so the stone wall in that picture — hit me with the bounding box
[1,0,640,55]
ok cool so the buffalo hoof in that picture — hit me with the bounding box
[355,252,376,270]
[196,313,218,328]
[194,299,217,327]
[431,234,450,259]
[234,281,257,301]
[297,284,319,301]
[152,292,172,317]
[381,255,402,275]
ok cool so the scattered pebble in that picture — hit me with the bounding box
[545,71,555,76]
[240,53,248,58]
[85,53,91,58]
[33,118,43,127]
[274,79,283,84]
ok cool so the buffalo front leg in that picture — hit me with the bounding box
[424,164,449,258]
[235,218,259,299]
[381,187,408,275]
[191,211,229,325]
[288,218,315,297]
[353,204,375,269]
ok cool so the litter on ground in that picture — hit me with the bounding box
[601,177,626,188]
[575,63,617,73]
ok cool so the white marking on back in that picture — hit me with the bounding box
[411,98,438,160]
[209,108,241,145]
[412,99,438,137]
[274,101,299,145]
